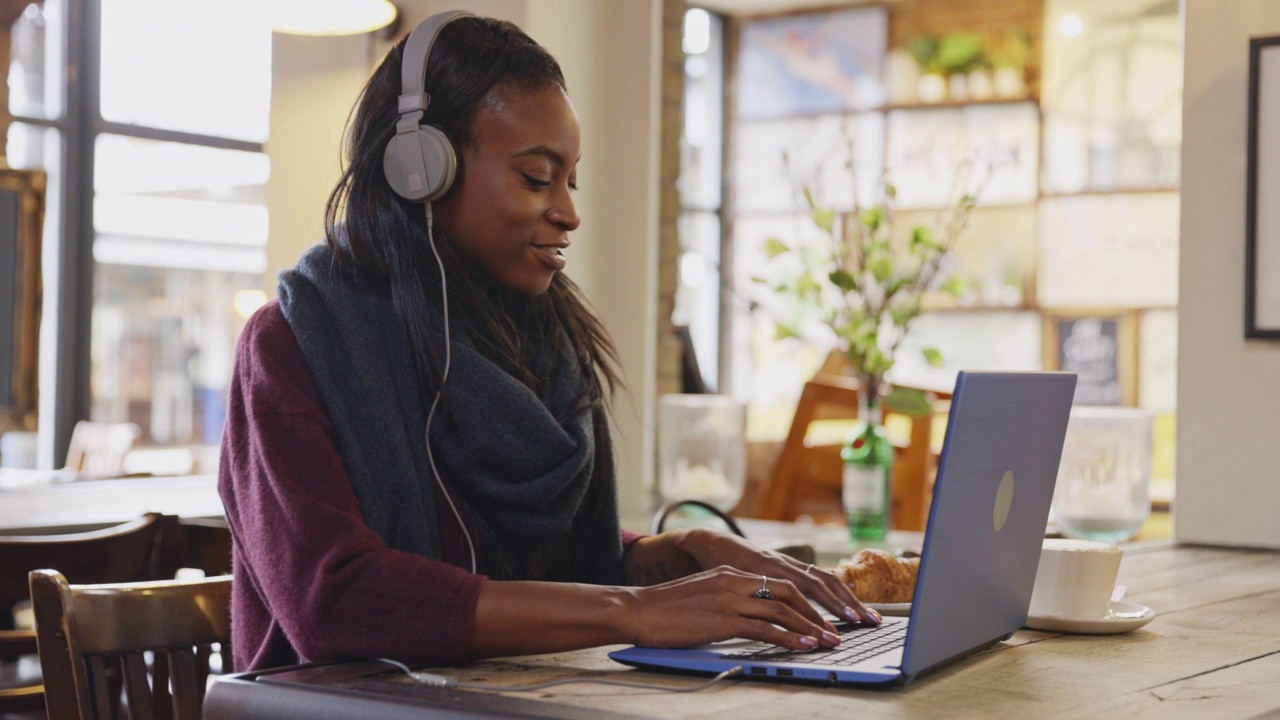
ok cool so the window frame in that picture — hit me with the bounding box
[20,0,266,465]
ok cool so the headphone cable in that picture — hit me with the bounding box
[423,201,478,574]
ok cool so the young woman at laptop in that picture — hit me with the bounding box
[218,12,879,673]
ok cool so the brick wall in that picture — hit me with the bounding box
[656,0,686,399]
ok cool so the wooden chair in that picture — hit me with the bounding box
[754,373,950,532]
[156,517,233,579]
[0,514,168,714]
[30,570,231,720]
[64,421,142,478]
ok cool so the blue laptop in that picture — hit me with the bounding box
[610,370,1077,686]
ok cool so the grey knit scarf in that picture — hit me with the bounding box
[277,243,623,583]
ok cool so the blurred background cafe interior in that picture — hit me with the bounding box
[1,0,1279,598]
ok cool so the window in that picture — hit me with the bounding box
[676,8,724,392]
[7,0,271,462]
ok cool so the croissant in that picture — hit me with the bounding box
[834,549,920,604]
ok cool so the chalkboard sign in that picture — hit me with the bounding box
[1043,311,1138,406]
[0,169,47,431]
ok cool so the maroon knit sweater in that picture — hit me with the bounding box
[218,301,642,671]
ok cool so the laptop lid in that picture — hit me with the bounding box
[900,370,1075,679]
[610,370,1076,685]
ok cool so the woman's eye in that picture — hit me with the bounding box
[522,174,551,189]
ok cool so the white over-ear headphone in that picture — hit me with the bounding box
[382,10,472,202]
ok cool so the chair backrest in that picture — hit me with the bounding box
[30,570,231,720]
[754,374,951,530]
[0,514,167,714]
[156,517,233,579]
[64,421,142,477]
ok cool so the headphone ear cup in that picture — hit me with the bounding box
[383,124,458,202]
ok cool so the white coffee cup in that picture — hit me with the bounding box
[1028,538,1122,620]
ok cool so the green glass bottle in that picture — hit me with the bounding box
[842,399,892,541]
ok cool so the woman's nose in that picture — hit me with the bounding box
[549,188,580,231]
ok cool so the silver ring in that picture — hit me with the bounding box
[804,563,816,575]
[753,575,773,600]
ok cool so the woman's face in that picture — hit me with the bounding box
[434,82,581,297]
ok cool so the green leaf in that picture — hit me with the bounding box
[869,255,893,284]
[890,302,920,327]
[775,323,799,341]
[911,226,939,251]
[958,193,977,210]
[860,206,883,231]
[764,237,790,258]
[802,185,817,211]
[811,207,836,233]
[796,275,821,299]
[922,346,944,368]
[829,269,858,292]
[884,386,933,416]
[885,183,897,199]
[941,274,967,298]
[750,275,768,285]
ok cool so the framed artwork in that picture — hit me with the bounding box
[885,101,1040,209]
[0,169,46,431]
[1039,0,1182,194]
[1138,309,1177,414]
[1037,192,1179,309]
[897,205,1037,311]
[890,311,1043,392]
[1246,35,1280,339]
[735,8,887,120]
[1042,310,1139,407]
[732,113,884,214]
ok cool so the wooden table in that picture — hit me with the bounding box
[204,542,1280,719]
[0,471,223,533]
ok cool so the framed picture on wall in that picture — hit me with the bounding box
[1042,310,1139,407]
[0,169,46,431]
[1246,34,1280,339]
[735,7,887,119]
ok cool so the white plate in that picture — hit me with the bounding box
[867,602,911,617]
[1024,600,1156,634]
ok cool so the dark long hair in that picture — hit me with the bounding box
[323,16,622,581]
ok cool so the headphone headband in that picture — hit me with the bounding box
[383,10,473,202]
[397,10,472,118]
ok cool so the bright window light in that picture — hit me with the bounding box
[1059,14,1084,38]
[684,9,711,55]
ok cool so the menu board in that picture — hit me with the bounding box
[1044,312,1138,406]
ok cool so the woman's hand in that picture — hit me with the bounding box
[625,528,880,627]
[621,565,845,651]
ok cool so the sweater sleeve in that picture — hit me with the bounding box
[218,302,485,671]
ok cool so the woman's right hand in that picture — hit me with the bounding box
[621,565,844,651]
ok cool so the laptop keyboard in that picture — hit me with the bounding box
[722,619,908,666]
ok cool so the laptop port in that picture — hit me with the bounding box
[777,668,793,677]
[750,667,767,676]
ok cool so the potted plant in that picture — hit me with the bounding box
[754,135,991,535]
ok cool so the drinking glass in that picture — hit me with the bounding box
[1051,406,1154,544]
[657,394,746,513]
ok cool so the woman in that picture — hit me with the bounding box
[218,11,878,673]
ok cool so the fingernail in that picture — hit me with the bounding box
[821,631,840,645]
[843,606,858,621]
[800,636,818,648]
[867,608,883,623]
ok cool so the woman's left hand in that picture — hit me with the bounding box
[625,528,880,626]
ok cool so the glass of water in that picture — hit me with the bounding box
[1051,406,1154,544]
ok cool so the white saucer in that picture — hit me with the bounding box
[867,602,911,617]
[1024,600,1156,634]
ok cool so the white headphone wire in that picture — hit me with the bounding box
[423,201,478,574]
